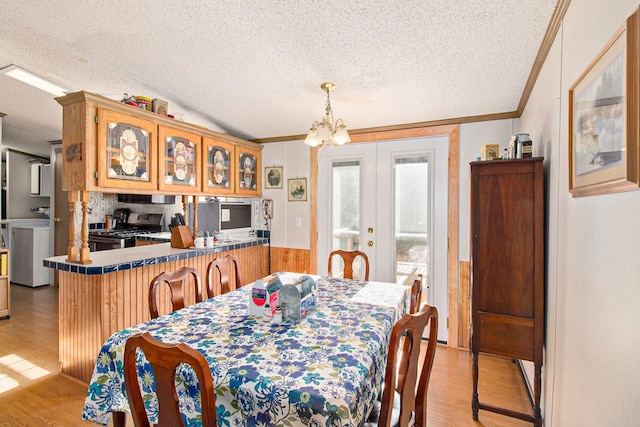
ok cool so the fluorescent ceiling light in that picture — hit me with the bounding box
[0,64,68,97]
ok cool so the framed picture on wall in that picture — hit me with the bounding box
[568,8,640,197]
[265,166,283,189]
[288,178,307,201]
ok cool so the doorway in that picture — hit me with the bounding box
[50,144,69,286]
[317,136,449,342]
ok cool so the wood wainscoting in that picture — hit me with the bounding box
[268,246,310,274]
[58,246,267,383]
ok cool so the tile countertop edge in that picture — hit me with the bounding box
[43,238,269,275]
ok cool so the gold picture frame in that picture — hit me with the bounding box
[568,8,640,197]
[288,178,307,201]
[265,166,283,189]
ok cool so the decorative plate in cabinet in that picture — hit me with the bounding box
[158,125,201,193]
[97,108,157,191]
[202,137,235,195]
[235,145,261,196]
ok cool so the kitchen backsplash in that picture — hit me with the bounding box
[83,193,262,232]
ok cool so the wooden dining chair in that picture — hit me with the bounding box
[123,332,218,427]
[327,249,370,280]
[368,304,438,427]
[149,267,203,319]
[409,278,423,314]
[206,255,241,298]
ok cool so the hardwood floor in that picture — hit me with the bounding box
[0,284,533,426]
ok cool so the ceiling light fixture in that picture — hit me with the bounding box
[304,82,350,148]
[0,64,68,97]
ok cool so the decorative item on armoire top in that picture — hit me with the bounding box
[480,144,500,160]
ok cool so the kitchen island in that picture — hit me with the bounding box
[45,238,268,383]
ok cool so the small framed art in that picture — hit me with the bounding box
[288,178,307,201]
[265,166,283,189]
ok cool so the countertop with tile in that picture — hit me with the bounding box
[44,237,268,275]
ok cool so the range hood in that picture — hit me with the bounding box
[117,194,176,204]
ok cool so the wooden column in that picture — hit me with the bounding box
[182,195,189,225]
[192,197,199,239]
[79,191,92,264]
[66,191,78,262]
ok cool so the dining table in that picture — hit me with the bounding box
[81,272,409,426]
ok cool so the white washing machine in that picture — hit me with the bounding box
[11,226,50,287]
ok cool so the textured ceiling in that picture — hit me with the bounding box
[0,0,558,157]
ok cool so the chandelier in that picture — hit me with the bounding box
[304,82,350,148]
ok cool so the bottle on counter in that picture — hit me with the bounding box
[204,231,214,247]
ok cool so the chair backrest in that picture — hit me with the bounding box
[327,250,370,280]
[149,267,203,319]
[123,332,218,427]
[206,255,241,298]
[378,304,438,427]
[394,278,425,395]
[409,278,423,314]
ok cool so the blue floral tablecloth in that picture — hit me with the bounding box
[81,274,409,426]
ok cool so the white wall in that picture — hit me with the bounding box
[260,140,310,249]
[457,119,518,259]
[521,0,640,425]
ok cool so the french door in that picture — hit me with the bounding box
[317,136,449,341]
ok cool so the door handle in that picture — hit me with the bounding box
[368,227,373,234]
[367,240,373,247]
[53,217,61,223]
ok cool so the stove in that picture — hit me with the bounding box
[88,211,165,251]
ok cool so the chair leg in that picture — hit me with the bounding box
[112,411,126,427]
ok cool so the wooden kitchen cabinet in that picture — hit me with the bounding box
[158,125,201,194]
[0,249,9,319]
[97,108,158,191]
[470,157,544,427]
[56,91,262,264]
[56,91,262,196]
[235,145,261,196]
[202,137,235,195]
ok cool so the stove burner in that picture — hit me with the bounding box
[88,212,164,251]
[89,229,155,239]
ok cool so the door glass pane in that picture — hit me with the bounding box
[206,145,231,189]
[394,156,429,289]
[164,136,197,186]
[106,121,150,181]
[330,160,364,278]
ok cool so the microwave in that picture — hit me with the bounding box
[188,202,253,235]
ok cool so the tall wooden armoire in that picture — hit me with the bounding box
[470,157,544,427]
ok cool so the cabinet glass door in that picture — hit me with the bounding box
[202,137,235,195]
[235,146,261,196]
[97,108,157,191]
[158,126,201,193]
